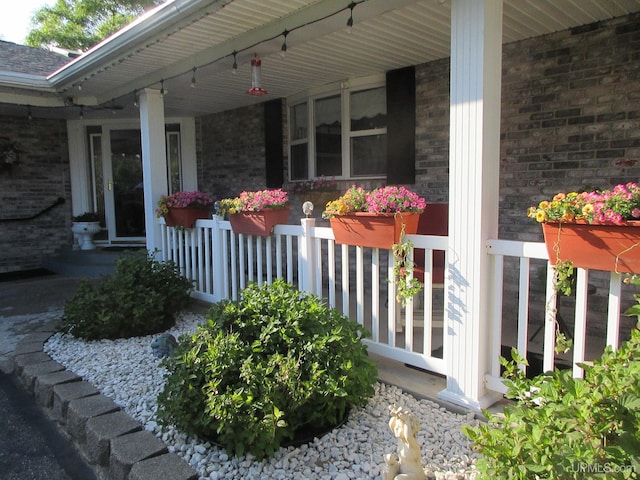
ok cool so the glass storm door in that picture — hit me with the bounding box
[89,125,183,244]
[106,129,145,241]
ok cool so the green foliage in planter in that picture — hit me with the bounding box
[59,251,193,340]
[72,211,100,222]
[157,279,378,459]
[464,300,640,478]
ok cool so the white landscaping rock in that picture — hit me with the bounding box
[45,312,480,480]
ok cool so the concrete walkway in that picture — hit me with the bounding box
[0,274,198,480]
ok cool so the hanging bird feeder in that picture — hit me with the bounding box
[247,54,267,96]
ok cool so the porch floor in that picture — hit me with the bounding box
[371,352,445,398]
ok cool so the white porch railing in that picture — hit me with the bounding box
[159,217,635,401]
[160,216,448,375]
[484,239,628,394]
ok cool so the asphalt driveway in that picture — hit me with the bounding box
[0,273,97,480]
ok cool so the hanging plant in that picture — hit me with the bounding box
[391,229,423,307]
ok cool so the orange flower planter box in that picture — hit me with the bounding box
[329,212,420,250]
[229,208,290,236]
[165,206,211,228]
[542,221,640,274]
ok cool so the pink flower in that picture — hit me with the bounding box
[364,186,426,214]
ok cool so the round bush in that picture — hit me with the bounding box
[157,279,378,459]
[59,251,193,340]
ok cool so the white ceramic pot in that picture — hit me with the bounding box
[71,221,102,250]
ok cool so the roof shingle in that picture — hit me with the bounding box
[0,40,71,76]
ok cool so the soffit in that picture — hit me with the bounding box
[17,0,640,119]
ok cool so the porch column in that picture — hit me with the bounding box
[438,0,504,411]
[67,120,92,215]
[139,88,168,254]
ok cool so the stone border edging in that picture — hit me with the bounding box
[11,326,198,480]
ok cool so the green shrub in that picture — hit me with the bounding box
[59,251,193,340]
[464,303,640,478]
[157,279,378,459]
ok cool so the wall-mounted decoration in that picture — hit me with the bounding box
[0,142,21,172]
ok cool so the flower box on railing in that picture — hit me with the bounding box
[542,221,640,274]
[219,188,290,236]
[329,212,420,250]
[324,185,426,250]
[229,208,290,236]
[156,190,215,228]
[528,183,640,274]
[164,206,211,228]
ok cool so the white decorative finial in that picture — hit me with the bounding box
[302,201,314,217]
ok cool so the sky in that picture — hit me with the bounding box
[0,0,56,45]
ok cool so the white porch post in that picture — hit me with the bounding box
[211,215,225,302]
[300,217,318,295]
[438,0,504,411]
[66,120,92,216]
[139,88,168,254]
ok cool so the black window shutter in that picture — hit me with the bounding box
[264,99,284,188]
[386,66,416,184]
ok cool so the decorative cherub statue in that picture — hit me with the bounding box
[151,333,178,358]
[381,404,426,480]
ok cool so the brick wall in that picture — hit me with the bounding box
[196,103,269,200]
[501,14,640,241]
[0,115,72,273]
[415,57,451,204]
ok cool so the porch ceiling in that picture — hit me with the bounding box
[7,0,640,119]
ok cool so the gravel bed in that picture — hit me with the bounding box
[45,312,480,480]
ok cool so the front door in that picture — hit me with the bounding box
[105,128,145,242]
[87,124,184,245]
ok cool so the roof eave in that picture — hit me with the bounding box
[0,71,55,91]
[46,0,228,89]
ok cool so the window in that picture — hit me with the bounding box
[350,87,386,176]
[290,103,308,180]
[315,94,342,176]
[289,80,387,180]
[166,124,182,194]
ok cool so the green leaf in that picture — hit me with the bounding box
[618,393,640,411]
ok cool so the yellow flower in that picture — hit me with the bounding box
[535,210,546,223]
[582,204,594,215]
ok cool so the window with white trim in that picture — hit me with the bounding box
[289,80,387,180]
